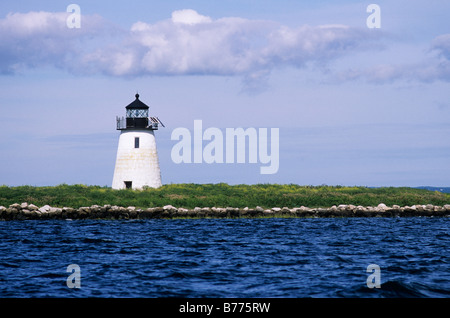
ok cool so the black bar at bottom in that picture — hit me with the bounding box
[0,298,446,316]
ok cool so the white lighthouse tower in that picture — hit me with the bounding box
[112,93,164,190]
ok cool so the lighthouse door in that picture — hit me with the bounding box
[124,181,132,189]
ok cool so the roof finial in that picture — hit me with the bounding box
[135,91,139,99]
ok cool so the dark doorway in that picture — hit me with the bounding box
[124,181,132,189]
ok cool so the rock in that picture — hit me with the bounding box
[403,206,416,213]
[1,202,449,220]
[28,204,38,211]
[22,209,35,217]
[90,205,100,213]
[138,208,154,219]
[353,206,366,216]
[5,208,15,215]
[209,208,219,216]
[281,207,291,213]
[48,207,62,218]
[38,205,51,213]
[317,208,329,215]
[226,207,239,216]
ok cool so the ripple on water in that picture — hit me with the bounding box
[0,218,448,297]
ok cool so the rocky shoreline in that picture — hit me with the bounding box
[0,202,449,220]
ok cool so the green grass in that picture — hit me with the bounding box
[0,183,449,209]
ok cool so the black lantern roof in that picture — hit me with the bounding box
[125,93,149,110]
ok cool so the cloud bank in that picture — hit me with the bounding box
[1,9,450,87]
[0,11,107,74]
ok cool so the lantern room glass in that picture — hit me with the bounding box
[126,109,148,118]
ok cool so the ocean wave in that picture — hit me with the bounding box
[0,218,448,297]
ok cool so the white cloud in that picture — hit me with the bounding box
[0,11,106,74]
[0,9,382,78]
[332,33,450,84]
[3,9,449,87]
[86,10,383,80]
[171,9,212,25]
[431,34,450,60]
[429,34,450,81]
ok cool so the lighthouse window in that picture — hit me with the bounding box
[135,137,140,148]
[126,109,148,118]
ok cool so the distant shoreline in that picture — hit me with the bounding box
[1,202,449,220]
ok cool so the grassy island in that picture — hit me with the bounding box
[0,183,449,209]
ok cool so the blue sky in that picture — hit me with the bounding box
[0,0,449,187]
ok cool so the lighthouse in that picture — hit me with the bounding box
[112,93,164,190]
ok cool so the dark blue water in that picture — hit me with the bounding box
[0,218,448,298]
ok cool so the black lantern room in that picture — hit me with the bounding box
[116,93,164,130]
